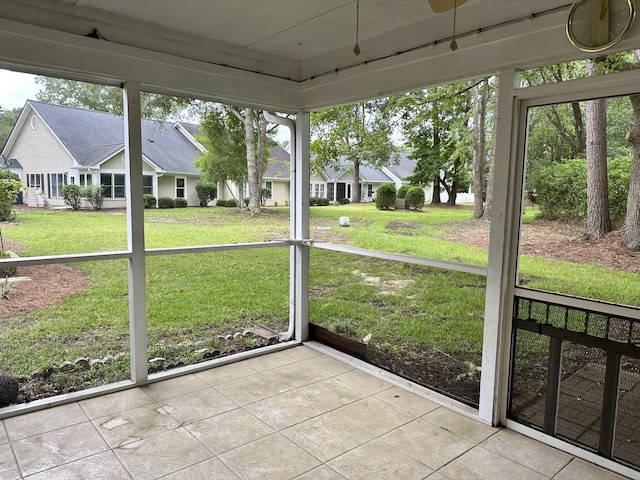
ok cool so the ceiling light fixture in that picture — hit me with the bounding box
[354,0,361,56]
[450,0,458,50]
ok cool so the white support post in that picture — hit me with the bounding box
[478,70,522,425]
[123,82,148,384]
[294,111,310,342]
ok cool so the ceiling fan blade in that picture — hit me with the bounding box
[428,0,467,13]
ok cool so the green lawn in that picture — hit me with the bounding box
[0,203,637,402]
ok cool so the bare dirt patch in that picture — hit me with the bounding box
[0,238,91,318]
[441,219,640,274]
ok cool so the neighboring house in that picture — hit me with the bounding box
[1,100,203,208]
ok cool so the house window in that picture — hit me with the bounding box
[242,181,248,199]
[309,183,325,198]
[264,181,273,199]
[143,175,153,196]
[79,174,92,187]
[327,183,335,201]
[100,173,126,199]
[26,173,44,190]
[48,173,67,198]
[367,184,374,197]
[176,177,186,198]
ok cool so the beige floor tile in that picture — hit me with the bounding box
[422,407,498,444]
[0,422,7,445]
[12,422,108,477]
[374,386,440,418]
[240,351,298,372]
[185,408,274,454]
[0,443,20,480]
[5,403,87,441]
[115,427,211,480]
[293,465,346,479]
[300,355,353,377]
[80,387,155,420]
[294,378,365,410]
[283,346,322,362]
[382,418,474,469]
[24,451,130,480]
[481,429,572,477]
[245,390,326,430]
[327,439,433,480]
[553,458,632,480]
[93,404,180,448]
[219,433,320,480]
[160,387,238,425]
[438,446,547,480]
[335,369,392,395]
[331,396,414,437]
[282,411,375,462]
[142,374,210,401]
[262,361,332,390]
[161,457,240,480]
[215,373,289,405]
[424,473,449,480]
[195,362,257,386]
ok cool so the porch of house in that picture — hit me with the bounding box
[0,344,630,480]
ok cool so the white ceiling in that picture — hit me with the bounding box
[0,0,639,110]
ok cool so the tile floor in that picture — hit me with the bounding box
[0,345,635,480]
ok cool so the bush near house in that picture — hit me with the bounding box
[80,185,104,210]
[397,184,410,199]
[174,198,188,208]
[405,186,425,210]
[317,197,330,206]
[195,181,217,207]
[375,182,396,210]
[158,197,175,209]
[0,170,21,221]
[61,184,82,210]
[143,194,157,208]
[261,188,271,206]
[217,199,237,208]
[338,198,351,205]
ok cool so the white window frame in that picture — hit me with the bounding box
[176,177,186,198]
[48,172,67,198]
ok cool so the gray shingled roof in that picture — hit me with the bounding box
[383,152,416,181]
[323,157,393,183]
[264,145,290,179]
[29,101,200,174]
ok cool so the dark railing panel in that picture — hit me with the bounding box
[509,296,640,472]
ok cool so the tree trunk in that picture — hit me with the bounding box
[482,77,498,221]
[572,101,586,158]
[624,94,640,249]
[583,61,611,239]
[472,79,488,218]
[352,160,361,203]
[431,173,442,204]
[244,108,262,214]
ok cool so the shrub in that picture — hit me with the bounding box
[375,183,396,210]
[405,186,425,210]
[397,184,410,199]
[174,197,188,208]
[317,197,330,206]
[338,198,351,205]
[216,199,226,207]
[310,197,318,206]
[80,185,104,210]
[534,159,586,221]
[61,184,82,210]
[143,194,157,208]
[225,199,238,208]
[0,250,17,277]
[243,197,250,207]
[158,197,175,209]
[0,169,21,221]
[261,188,271,205]
[196,180,217,207]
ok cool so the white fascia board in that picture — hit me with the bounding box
[173,123,207,153]
[297,10,640,110]
[1,100,32,160]
[380,166,402,184]
[0,17,302,113]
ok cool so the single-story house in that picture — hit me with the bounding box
[1,100,203,207]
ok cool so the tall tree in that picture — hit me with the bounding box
[472,79,488,218]
[311,100,395,203]
[482,77,498,221]
[195,106,271,214]
[0,107,20,151]
[399,82,473,205]
[583,59,611,239]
